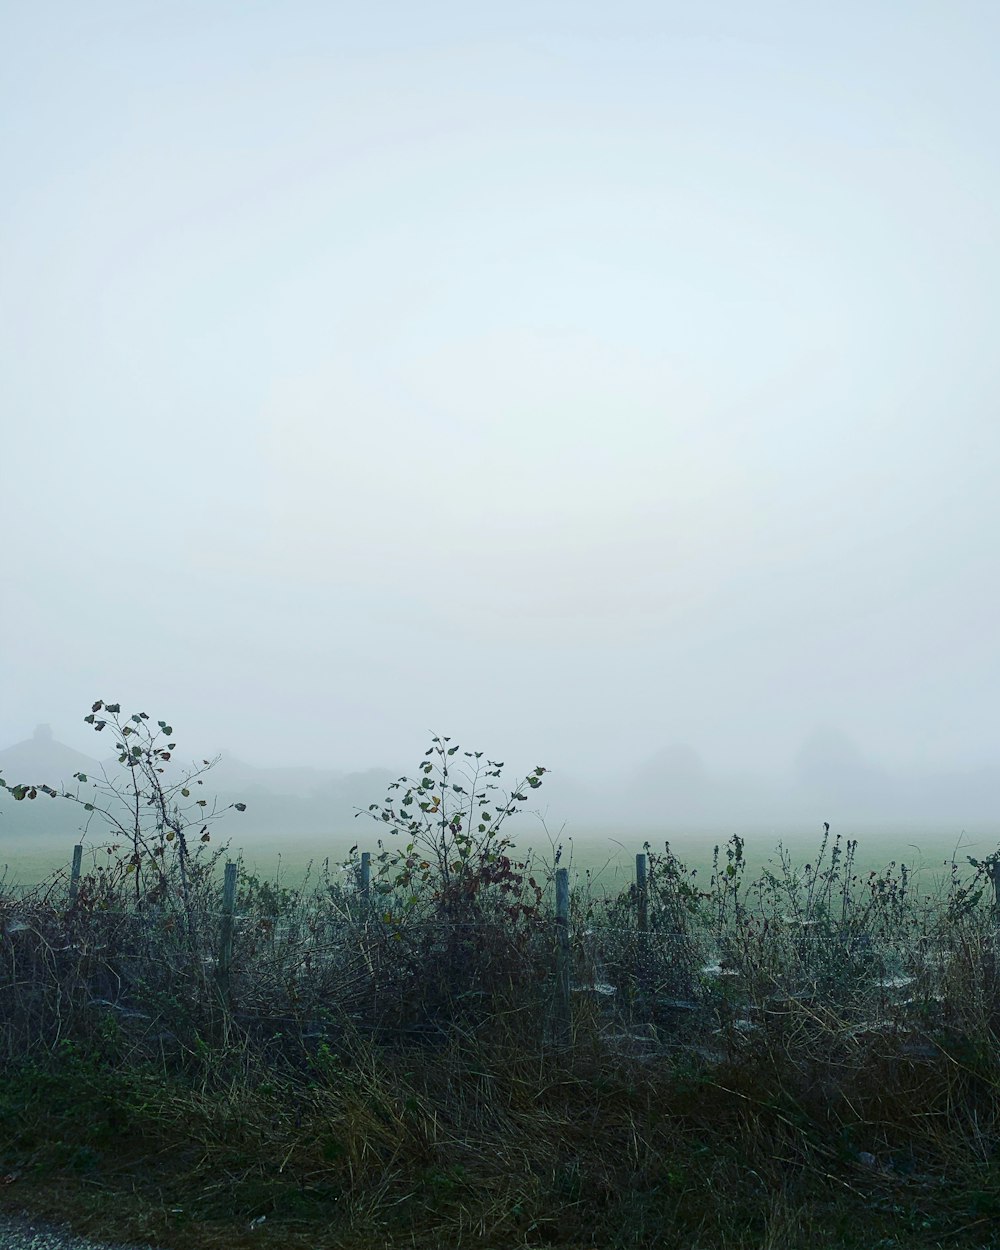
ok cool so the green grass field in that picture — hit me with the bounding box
[4,820,995,897]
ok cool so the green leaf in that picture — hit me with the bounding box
[234,802,247,812]
[181,788,190,797]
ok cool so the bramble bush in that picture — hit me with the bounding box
[345,736,551,1026]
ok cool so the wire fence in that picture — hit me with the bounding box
[1,844,996,1064]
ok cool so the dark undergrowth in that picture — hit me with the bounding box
[3,712,1000,1248]
[4,1018,1000,1249]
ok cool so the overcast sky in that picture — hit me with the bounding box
[2,1,998,783]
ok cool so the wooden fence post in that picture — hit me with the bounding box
[635,851,653,1007]
[554,867,571,1046]
[216,861,238,1003]
[636,852,649,933]
[68,844,83,906]
[987,857,1000,928]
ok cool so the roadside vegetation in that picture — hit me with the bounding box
[2,705,1000,1249]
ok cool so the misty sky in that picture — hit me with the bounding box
[2,1,998,782]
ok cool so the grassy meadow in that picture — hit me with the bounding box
[3,819,995,900]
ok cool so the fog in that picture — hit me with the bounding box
[4,721,1000,855]
[2,3,999,837]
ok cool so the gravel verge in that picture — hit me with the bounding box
[0,1212,168,1250]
